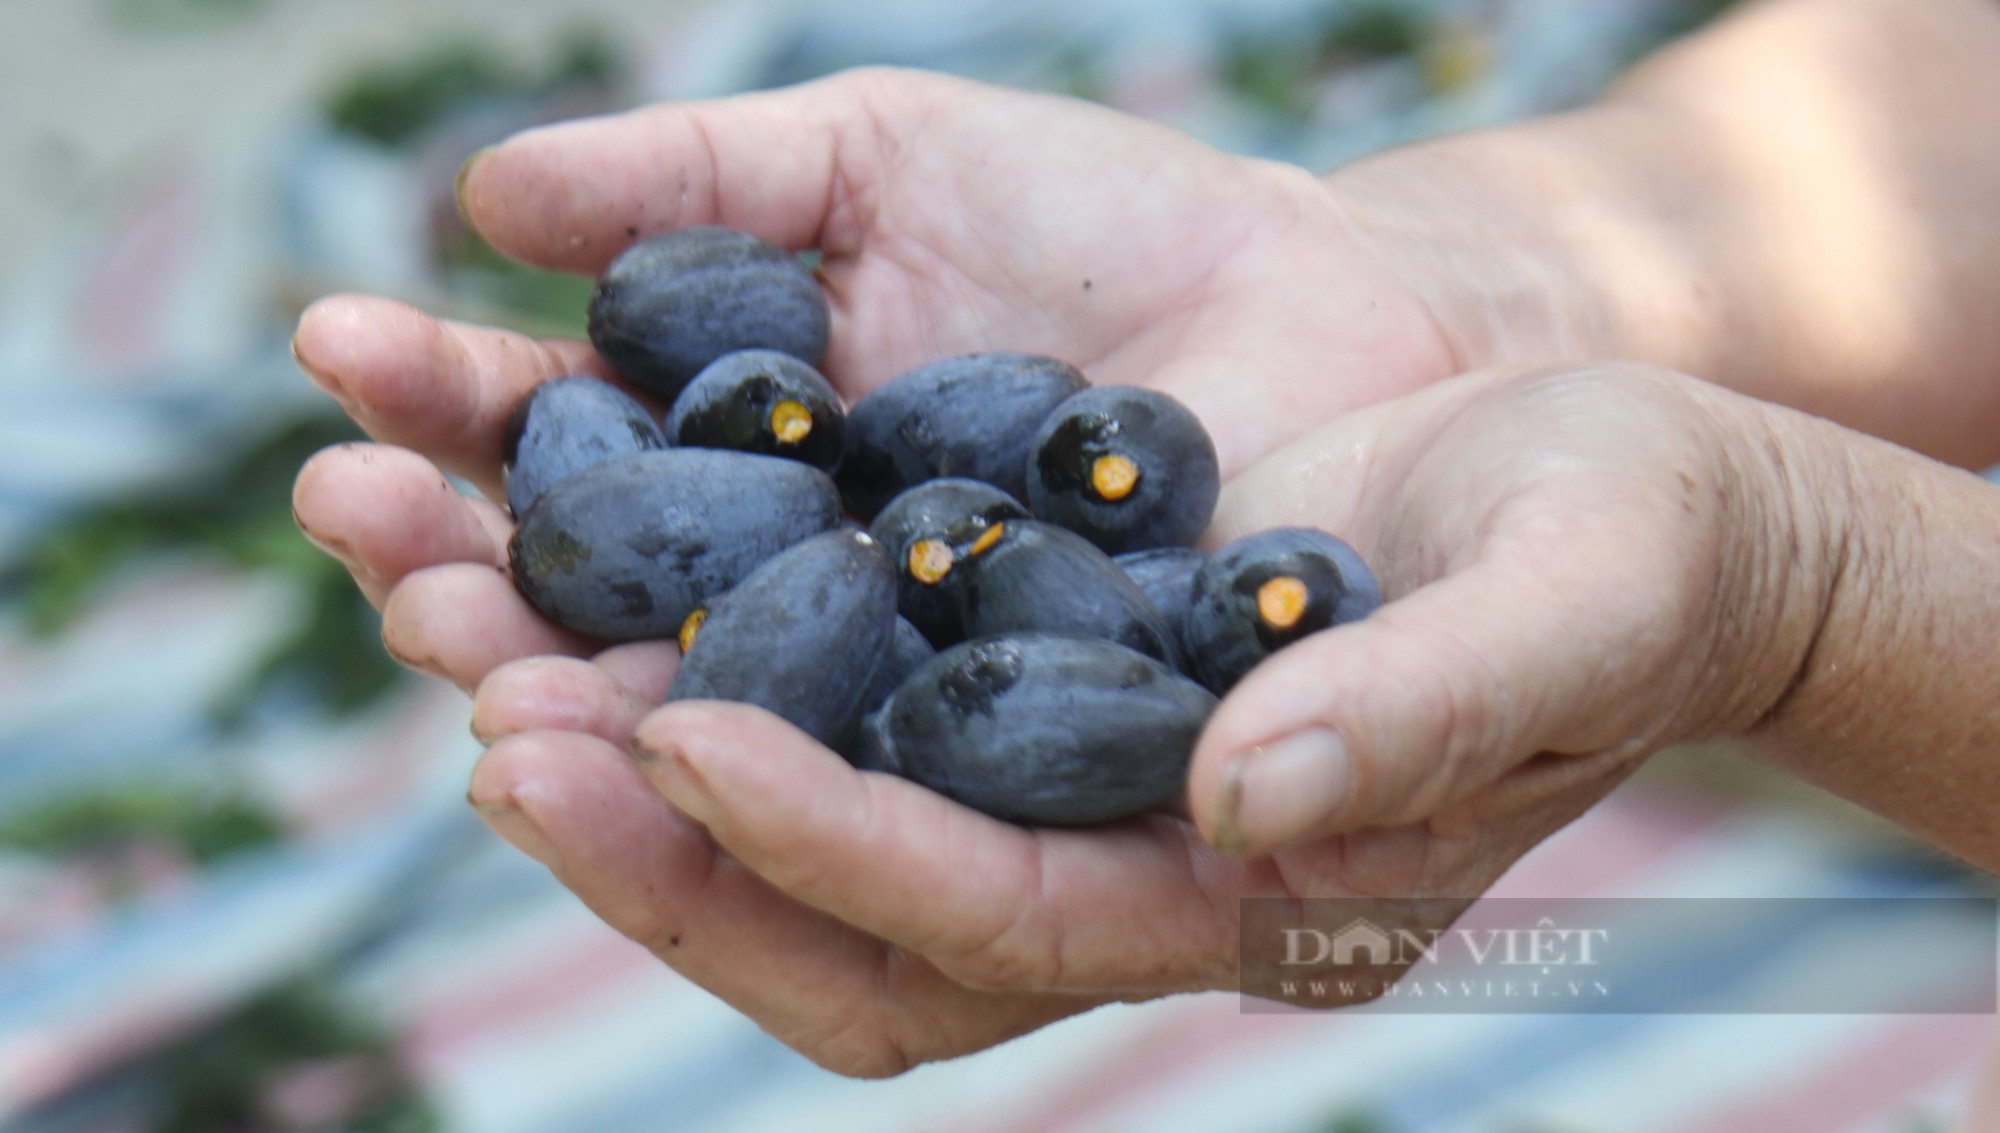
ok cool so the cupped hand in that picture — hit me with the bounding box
[286,70,1834,1074]
[460,361,1834,1074]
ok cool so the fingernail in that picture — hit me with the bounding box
[290,502,354,564]
[1216,729,1352,854]
[1210,760,1250,855]
[471,793,562,869]
[290,334,338,394]
[379,624,464,692]
[290,334,359,414]
[455,145,497,228]
[630,735,717,826]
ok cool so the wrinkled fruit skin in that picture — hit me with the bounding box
[666,349,845,471]
[1113,546,1208,662]
[954,520,1180,668]
[668,529,896,749]
[837,353,1086,520]
[1182,526,1383,693]
[1027,385,1220,554]
[510,449,842,641]
[867,478,1028,647]
[502,375,666,517]
[858,634,1218,826]
[587,227,830,403]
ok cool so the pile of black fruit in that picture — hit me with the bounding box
[502,226,1382,827]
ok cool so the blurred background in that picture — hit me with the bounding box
[0,0,1992,1131]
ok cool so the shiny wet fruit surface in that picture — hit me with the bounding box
[866,478,1028,647]
[668,529,897,749]
[502,375,666,517]
[509,448,842,641]
[837,352,1086,520]
[666,349,845,470]
[1027,385,1219,554]
[1181,526,1382,693]
[951,519,1181,669]
[587,227,830,403]
[1113,545,1208,666]
[859,633,1217,826]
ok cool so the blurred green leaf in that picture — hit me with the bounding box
[1220,35,1317,119]
[18,508,159,634]
[324,30,623,149]
[442,232,596,339]
[0,781,281,864]
[18,412,360,630]
[1321,5,1426,60]
[1222,5,1429,120]
[549,27,620,91]
[215,555,401,725]
[13,409,406,723]
[327,43,523,148]
[155,976,439,1133]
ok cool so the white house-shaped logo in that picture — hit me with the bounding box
[1331,918,1395,965]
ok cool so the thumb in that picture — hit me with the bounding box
[1186,538,1684,857]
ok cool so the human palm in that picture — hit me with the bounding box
[291,70,1781,1074]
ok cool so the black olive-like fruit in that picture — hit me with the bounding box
[502,375,666,516]
[867,479,1029,647]
[837,353,1086,519]
[509,449,842,641]
[1181,527,1382,693]
[666,349,844,470]
[846,617,937,770]
[1027,385,1219,553]
[951,520,1179,668]
[858,617,935,716]
[668,529,896,748]
[857,634,1217,825]
[587,227,830,403]
[1114,546,1208,660]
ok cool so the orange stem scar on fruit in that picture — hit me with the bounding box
[1256,576,1309,631]
[1090,453,1141,501]
[769,399,814,444]
[967,521,1007,558]
[678,608,707,653]
[909,539,956,585]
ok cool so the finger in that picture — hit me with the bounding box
[1188,541,1679,858]
[469,730,1092,1077]
[628,701,1250,996]
[588,640,679,703]
[457,70,945,272]
[381,562,595,691]
[1187,366,1730,856]
[293,443,510,608]
[292,293,617,497]
[470,653,669,745]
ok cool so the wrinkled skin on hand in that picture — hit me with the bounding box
[289,70,1817,1075]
